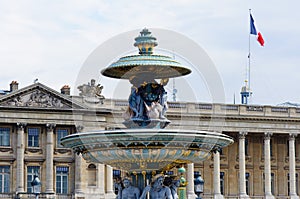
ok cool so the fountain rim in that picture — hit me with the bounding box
[63,128,232,136]
[61,129,234,147]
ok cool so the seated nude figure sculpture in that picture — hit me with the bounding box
[116,178,140,199]
[139,174,173,199]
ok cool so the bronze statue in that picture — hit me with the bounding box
[139,174,173,199]
[125,76,169,121]
[116,178,140,199]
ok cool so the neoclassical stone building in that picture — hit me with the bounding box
[0,80,300,199]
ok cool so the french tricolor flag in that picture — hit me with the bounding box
[250,14,265,46]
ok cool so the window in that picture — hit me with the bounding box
[245,138,249,156]
[28,128,40,147]
[56,129,69,148]
[56,167,69,194]
[220,172,225,195]
[0,127,10,146]
[270,139,273,157]
[245,172,250,195]
[87,164,97,186]
[0,166,10,193]
[271,173,275,195]
[27,166,40,193]
[287,139,289,156]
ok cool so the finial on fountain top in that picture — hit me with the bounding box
[134,28,158,55]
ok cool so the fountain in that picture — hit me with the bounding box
[61,28,233,198]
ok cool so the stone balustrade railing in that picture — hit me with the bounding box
[101,99,300,118]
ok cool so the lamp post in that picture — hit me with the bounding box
[194,173,204,199]
[31,173,41,199]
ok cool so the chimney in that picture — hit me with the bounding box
[61,85,70,95]
[10,81,19,92]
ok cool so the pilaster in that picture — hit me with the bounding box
[213,149,223,199]
[289,133,299,199]
[238,132,249,199]
[74,126,84,195]
[105,165,116,198]
[264,132,275,199]
[187,163,196,199]
[16,123,26,193]
[46,123,55,193]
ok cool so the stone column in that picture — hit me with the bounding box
[213,149,223,199]
[105,165,115,198]
[75,126,84,194]
[264,132,275,199]
[289,133,299,199]
[239,132,249,199]
[16,123,26,193]
[98,164,105,194]
[75,154,84,194]
[46,123,55,193]
[187,163,196,199]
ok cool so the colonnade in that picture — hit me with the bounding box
[15,123,115,198]
[15,126,300,198]
[185,131,300,199]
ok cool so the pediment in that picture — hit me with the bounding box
[0,83,86,110]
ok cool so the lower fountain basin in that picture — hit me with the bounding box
[61,129,233,172]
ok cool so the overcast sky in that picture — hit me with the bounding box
[0,0,299,106]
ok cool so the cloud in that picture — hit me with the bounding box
[0,0,299,105]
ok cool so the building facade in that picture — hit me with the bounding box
[0,80,300,199]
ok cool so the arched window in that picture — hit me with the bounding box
[87,164,97,186]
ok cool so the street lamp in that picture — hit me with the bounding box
[194,173,204,199]
[31,173,41,199]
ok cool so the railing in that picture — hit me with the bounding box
[8,192,72,199]
[221,105,239,111]
[271,107,289,113]
[108,99,300,118]
[0,193,15,199]
[167,102,187,108]
[202,195,269,199]
[114,100,128,106]
[56,194,73,199]
[247,105,264,112]
[195,104,212,110]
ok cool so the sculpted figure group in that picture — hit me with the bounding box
[116,174,180,199]
[124,76,169,121]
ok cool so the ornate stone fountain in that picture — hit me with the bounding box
[61,28,233,198]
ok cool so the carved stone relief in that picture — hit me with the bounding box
[2,90,67,108]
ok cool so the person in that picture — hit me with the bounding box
[128,76,144,119]
[163,176,179,199]
[117,178,140,199]
[169,179,180,199]
[140,174,173,199]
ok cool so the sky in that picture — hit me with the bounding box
[0,0,299,106]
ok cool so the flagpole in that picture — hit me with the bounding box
[248,9,251,93]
